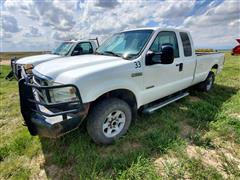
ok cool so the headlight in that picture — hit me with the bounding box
[23,64,34,74]
[49,86,79,103]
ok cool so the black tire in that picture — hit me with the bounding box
[197,71,215,92]
[87,98,132,144]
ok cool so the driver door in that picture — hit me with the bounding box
[143,31,185,104]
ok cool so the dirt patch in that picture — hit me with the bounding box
[30,154,48,180]
[230,113,240,119]
[121,141,142,152]
[29,153,78,180]
[186,145,240,179]
[10,93,19,99]
[98,141,142,158]
[188,96,201,103]
[45,164,77,179]
[45,164,63,179]
[154,155,178,176]
[30,154,77,180]
[154,142,240,179]
[154,154,191,179]
[0,60,10,66]
[179,121,195,138]
[179,105,189,111]
[186,145,221,168]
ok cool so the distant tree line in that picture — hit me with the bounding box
[195,49,217,52]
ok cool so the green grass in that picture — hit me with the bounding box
[0,52,239,179]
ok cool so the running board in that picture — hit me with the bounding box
[143,92,189,114]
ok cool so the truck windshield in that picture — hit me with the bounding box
[52,42,74,56]
[96,30,153,59]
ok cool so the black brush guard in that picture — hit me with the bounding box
[5,57,20,80]
[18,77,84,138]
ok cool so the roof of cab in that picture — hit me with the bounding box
[63,39,93,43]
[121,27,190,33]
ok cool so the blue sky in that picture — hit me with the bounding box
[1,0,239,51]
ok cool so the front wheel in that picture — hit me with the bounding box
[87,98,132,144]
[197,71,215,92]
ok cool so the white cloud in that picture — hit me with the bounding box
[181,0,240,48]
[1,0,239,51]
[2,15,21,33]
[24,26,42,37]
[95,0,119,8]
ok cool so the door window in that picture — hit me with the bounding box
[180,32,192,57]
[150,31,179,58]
[72,42,93,55]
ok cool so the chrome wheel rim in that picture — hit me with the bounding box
[102,110,126,138]
[206,77,213,91]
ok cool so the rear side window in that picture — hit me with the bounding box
[180,32,192,57]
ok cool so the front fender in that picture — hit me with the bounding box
[79,79,142,108]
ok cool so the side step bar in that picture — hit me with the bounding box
[143,92,189,114]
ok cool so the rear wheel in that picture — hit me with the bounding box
[87,98,132,144]
[197,71,215,92]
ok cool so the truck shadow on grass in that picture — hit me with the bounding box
[39,84,239,179]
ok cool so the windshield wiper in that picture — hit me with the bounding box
[103,51,121,57]
[95,52,105,55]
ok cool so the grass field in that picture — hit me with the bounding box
[0,52,239,179]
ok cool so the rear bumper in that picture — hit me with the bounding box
[18,77,85,138]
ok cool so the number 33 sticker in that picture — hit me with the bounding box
[134,61,141,68]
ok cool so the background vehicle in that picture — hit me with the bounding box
[232,39,240,55]
[6,39,99,80]
[18,27,224,144]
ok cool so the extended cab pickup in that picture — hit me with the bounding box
[18,28,224,144]
[7,39,99,80]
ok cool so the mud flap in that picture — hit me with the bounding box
[18,79,38,135]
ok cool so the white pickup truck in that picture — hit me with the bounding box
[18,27,224,144]
[7,39,98,80]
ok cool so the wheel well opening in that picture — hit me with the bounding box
[92,89,138,118]
[212,64,218,69]
[211,64,218,73]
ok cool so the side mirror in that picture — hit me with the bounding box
[161,45,174,64]
[146,50,157,65]
[146,45,174,65]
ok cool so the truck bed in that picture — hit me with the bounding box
[193,52,225,85]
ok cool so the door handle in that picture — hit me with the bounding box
[176,63,183,71]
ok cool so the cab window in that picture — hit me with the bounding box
[180,32,192,57]
[150,31,179,58]
[72,42,93,56]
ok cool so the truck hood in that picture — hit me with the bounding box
[16,54,60,66]
[34,54,128,81]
